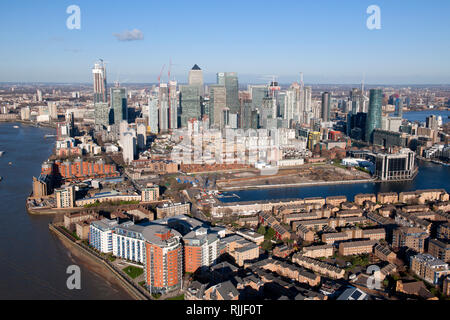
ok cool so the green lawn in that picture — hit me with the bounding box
[122,266,144,279]
[167,294,184,300]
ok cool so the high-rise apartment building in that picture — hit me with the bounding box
[92,62,107,103]
[184,228,219,273]
[55,186,75,208]
[365,89,383,143]
[143,225,183,294]
[148,97,159,134]
[110,87,127,125]
[121,129,136,164]
[141,184,160,202]
[94,102,111,129]
[168,80,178,129]
[89,219,119,253]
[321,92,331,122]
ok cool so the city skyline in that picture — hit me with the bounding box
[1,0,450,84]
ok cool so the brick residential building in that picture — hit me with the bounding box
[338,240,378,256]
[410,253,450,285]
[392,227,428,253]
[428,238,450,263]
[143,225,183,294]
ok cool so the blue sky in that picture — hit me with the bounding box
[0,0,449,84]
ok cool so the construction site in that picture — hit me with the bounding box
[214,164,373,190]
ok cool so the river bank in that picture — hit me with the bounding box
[48,223,149,300]
[0,122,132,299]
[0,118,57,128]
[219,178,378,191]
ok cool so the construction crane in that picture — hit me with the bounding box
[158,64,166,85]
[168,58,173,82]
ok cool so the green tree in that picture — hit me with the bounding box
[257,225,266,235]
[265,227,276,240]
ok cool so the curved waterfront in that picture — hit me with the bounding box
[220,160,450,203]
[0,122,132,299]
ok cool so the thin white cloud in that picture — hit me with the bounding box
[113,29,144,42]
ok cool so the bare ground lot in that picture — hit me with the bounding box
[216,164,372,189]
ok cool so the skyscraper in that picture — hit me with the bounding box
[159,83,169,132]
[168,80,178,129]
[148,97,159,134]
[180,85,201,127]
[110,87,127,125]
[321,92,331,122]
[92,61,107,103]
[217,72,239,115]
[94,102,111,129]
[395,97,403,118]
[188,64,203,95]
[365,89,383,143]
[209,85,227,129]
[120,128,136,164]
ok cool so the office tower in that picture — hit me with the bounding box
[209,85,227,128]
[217,72,240,114]
[168,80,178,129]
[188,64,204,95]
[321,92,331,122]
[251,110,259,129]
[180,85,201,127]
[250,85,269,109]
[240,100,252,129]
[110,87,127,125]
[94,102,111,129]
[365,89,383,143]
[92,61,107,103]
[374,148,416,181]
[259,96,276,128]
[148,98,159,134]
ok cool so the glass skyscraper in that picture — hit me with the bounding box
[94,102,111,129]
[180,85,201,127]
[217,72,239,114]
[365,89,383,143]
[110,87,127,125]
[321,92,331,122]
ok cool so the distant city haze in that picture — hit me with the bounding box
[0,0,450,84]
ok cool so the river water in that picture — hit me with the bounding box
[0,122,131,300]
